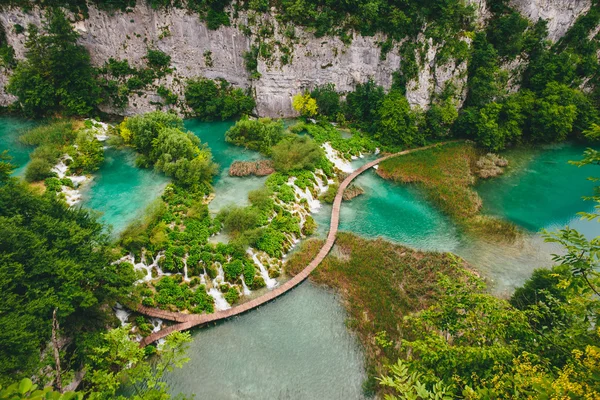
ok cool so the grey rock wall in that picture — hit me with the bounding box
[0,0,591,117]
[509,0,592,42]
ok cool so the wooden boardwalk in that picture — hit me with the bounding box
[138,142,449,346]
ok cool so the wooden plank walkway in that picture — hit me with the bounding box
[138,142,451,346]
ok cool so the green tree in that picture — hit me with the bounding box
[7,9,100,117]
[376,90,421,146]
[85,326,191,399]
[185,78,255,121]
[0,173,136,384]
[225,117,285,154]
[310,83,341,117]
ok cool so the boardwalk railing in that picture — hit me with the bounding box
[137,142,451,346]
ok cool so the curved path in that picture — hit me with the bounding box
[138,142,451,346]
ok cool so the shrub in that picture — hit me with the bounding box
[224,286,239,305]
[271,135,324,172]
[223,259,243,282]
[225,117,284,154]
[185,78,255,121]
[310,83,340,117]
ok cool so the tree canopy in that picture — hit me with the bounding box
[7,9,100,117]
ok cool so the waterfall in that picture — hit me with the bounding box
[321,142,353,173]
[248,250,278,289]
[314,171,329,195]
[208,288,231,310]
[114,303,130,326]
[183,256,189,281]
[150,318,163,333]
[207,263,231,310]
[240,275,251,296]
[293,185,321,212]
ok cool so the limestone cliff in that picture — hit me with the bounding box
[0,0,593,117]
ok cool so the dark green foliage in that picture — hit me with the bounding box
[243,45,260,79]
[146,48,171,70]
[157,85,178,105]
[375,90,421,146]
[310,83,341,118]
[0,177,136,384]
[185,78,255,121]
[255,227,286,257]
[223,259,243,282]
[224,286,239,305]
[7,9,100,117]
[69,130,104,174]
[344,79,385,133]
[225,117,284,154]
[152,276,214,313]
[218,206,262,236]
[464,32,505,109]
[122,111,217,189]
[0,22,16,69]
[486,12,531,59]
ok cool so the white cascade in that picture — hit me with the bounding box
[240,275,251,295]
[321,142,353,173]
[114,303,130,326]
[248,250,278,289]
[208,288,231,311]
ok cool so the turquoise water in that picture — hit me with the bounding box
[314,143,600,295]
[163,282,366,400]
[477,143,598,236]
[0,117,36,176]
[79,147,169,236]
[185,120,267,213]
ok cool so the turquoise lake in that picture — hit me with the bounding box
[3,116,599,399]
[0,117,36,176]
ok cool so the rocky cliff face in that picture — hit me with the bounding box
[509,0,591,42]
[0,0,592,117]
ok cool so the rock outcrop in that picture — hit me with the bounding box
[509,0,592,42]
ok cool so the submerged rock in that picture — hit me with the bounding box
[342,184,365,201]
[229,160,275,177]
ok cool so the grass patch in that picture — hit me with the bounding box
[285,232,470,395]
[377,142,518,241]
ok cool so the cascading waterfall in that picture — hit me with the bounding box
[151,318,163,333]
[321,142,353,173]
[240,275,252,295]
[248,250,278,289]
[114,302,130,326]
[208,263,231,310]
[183,255,189,281]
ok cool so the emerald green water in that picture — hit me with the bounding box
[79,147,169,236]
[184,120,267,213]
[314,142,599,296]
[0,117,36,176]
[477,143,598,236]
[4,115,599,398]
